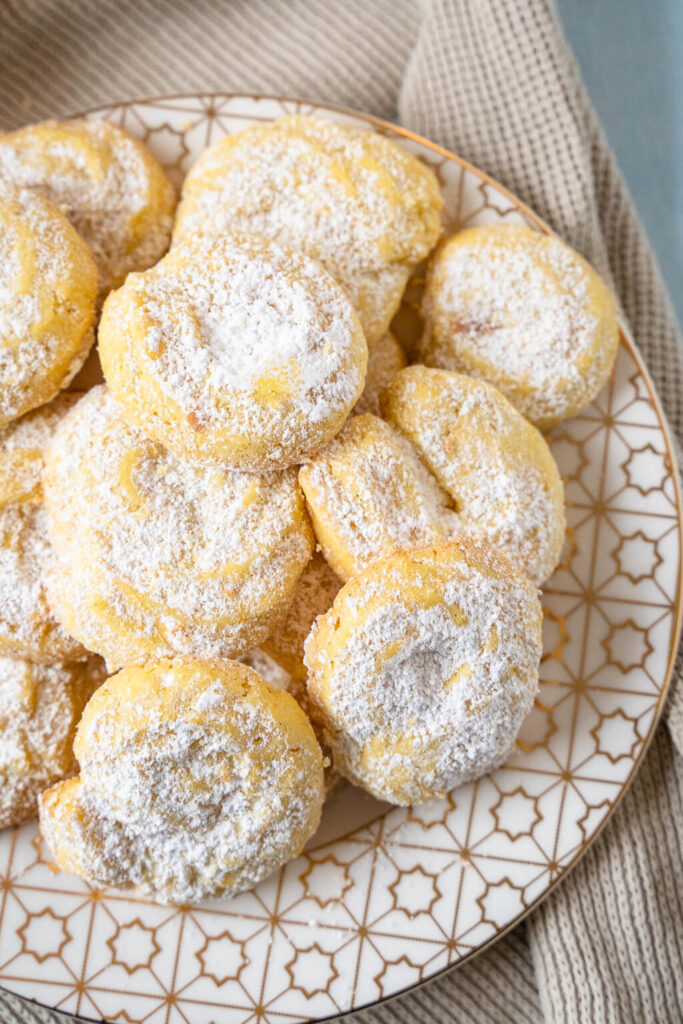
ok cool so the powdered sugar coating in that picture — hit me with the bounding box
[0,503,88,663]
[419,225,619,428]
[43,387,314,668]
[239,642,342,799]
[0,187,97,426]
[382,366,565,586]
[40,659,325,903]
[0,393,80,507]
[0,119,176,299]
[0,655,106,828]
[99,232,368,470]
[173,115,443,345]
[299,414,458,582]
[305,540,542,805]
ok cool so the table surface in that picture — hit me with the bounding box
[557,0,683,328]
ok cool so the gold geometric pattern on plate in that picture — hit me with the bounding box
[0,93,681,1024]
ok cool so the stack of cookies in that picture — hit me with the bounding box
[0,113,618,904]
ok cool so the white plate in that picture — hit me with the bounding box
[0,94,681,1024]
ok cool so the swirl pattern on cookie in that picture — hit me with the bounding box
[0,188,97,426]
[419,224,619,428]
[99,232,368,470]
[173,115,443,345]
[382,366,565,585]
[0,119,176,298]
[39,659,325,903]
[43,387,314,668]
[305,539,543,805]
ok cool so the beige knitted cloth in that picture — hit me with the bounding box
[1,2,682,1022]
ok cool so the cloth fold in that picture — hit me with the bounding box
[1,2,681,1022]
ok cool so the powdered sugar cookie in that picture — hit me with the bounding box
[173,115,443,346]
[382,366,565,585]
[40,658,325,903]
[43,387,314,668]
[353,331,407,416]
[0,119,175,299]
[299,414,457,582]
[99,232,367,470]
[419,225,619,429]
[0,655,106,829]
[305,538,543,805]
[0,188,97,427]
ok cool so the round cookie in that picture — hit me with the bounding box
[0,188,97,427]
[353,331,407,417]
[0,118,176,299]
[418,224,619,429]
[0,655,106,829]
[39,659,325,903]
[382,366,565,586]
[173,115,443,346]
[43,387,314,669]
[99,232,368,471]
[299,413,457,582]
[305,539,543,805]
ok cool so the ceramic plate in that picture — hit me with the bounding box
[1,94,681,1024]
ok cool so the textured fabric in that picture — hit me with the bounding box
[0,1,682,1022]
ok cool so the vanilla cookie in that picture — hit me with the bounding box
[40,659,325,903]
[0,188,97,426]
[419,224,619,428]
[382,366,565,585]
[299,414,457,581]
[305,539,543,804]
[43,387,314,668]
[99,232,368,470]
[0,655,106,829]
[0,118,175,298]
[173,115,443,345]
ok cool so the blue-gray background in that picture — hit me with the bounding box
[557,0,682,327]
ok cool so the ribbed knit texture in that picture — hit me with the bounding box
[0,2,681,1023]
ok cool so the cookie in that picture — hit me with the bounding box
[99,232,367,470]
[40,659,325,902]
[43,387,314,668]
[305,539,542,804]
[419,224,619,428]
[173,115,443,345]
